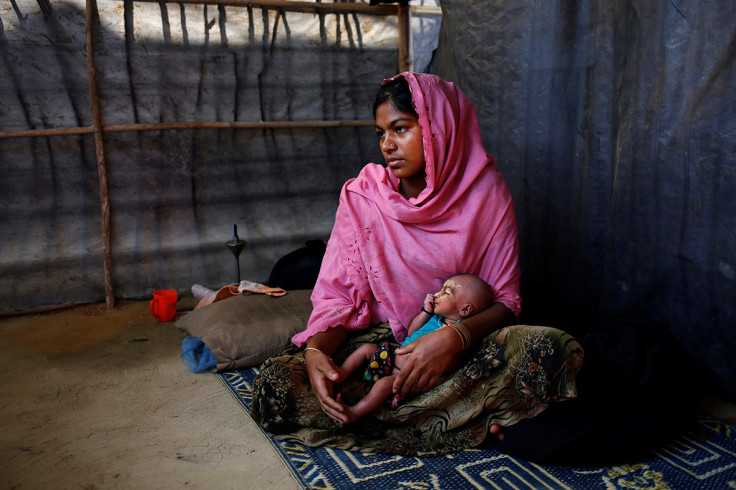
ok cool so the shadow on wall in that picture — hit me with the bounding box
[433,0,736,401]
[0,1,405,310]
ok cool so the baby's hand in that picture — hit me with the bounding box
[423,293,435,313]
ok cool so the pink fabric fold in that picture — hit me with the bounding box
[293,72,521,346]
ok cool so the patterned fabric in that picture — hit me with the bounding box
[251,324,583,456]
[363,342,395,383]
[223,369,736,489]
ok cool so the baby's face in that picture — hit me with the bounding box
[433,278,464,319]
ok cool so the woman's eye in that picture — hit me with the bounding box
[396,126,406,133]
[376,131,385,138]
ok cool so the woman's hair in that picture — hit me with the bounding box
[372,76,418,118]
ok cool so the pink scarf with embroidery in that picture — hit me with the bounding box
[293,72,521,346]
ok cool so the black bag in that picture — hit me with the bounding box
[268,240,327,290]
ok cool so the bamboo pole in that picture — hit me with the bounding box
[130,0,397,15]
[119,0,443,16]
[397,2,412,72]
[0,119,374,139]
[0,127,95,139]
[103,119,375,132]
[411,5,442,16]
[86,0,115,309]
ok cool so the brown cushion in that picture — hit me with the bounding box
[176,290,313,371]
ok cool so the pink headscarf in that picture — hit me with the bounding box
[293,72,521,346]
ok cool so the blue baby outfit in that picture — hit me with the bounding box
[402,314,445,346]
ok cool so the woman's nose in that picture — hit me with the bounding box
[382,136,396,152]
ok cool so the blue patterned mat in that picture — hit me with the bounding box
[218,368,736,489]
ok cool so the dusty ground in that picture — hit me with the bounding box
[0,297,298,489]
[3,297,735,490]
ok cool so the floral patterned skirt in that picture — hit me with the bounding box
[250,324,584,456]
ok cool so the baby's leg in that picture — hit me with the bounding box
[340,375,395,423]
[334,343,379,383]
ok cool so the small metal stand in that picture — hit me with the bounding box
[226,224,247,283]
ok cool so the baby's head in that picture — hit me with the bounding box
[432,274,493,321]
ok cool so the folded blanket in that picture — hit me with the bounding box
[195,280,286,310]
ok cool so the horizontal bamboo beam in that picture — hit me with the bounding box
[129,0,398,15]
[0,126,95,139]
[104,119,377,131]
[121,0,441,16]
[411,5,441,16]
[0,119,375,139]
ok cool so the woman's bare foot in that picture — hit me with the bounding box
[489,423,505,441]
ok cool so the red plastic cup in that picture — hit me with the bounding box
[150,289,178,322]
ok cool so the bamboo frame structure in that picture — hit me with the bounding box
[398,2,413,72]
[3,0,440,310]
[131,0,441,16]
[86,0,115,309]
[410,5,441,16]
[0,120,375,140]
[136,0,396,14]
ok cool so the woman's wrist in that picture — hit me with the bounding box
[304,346,327,357]
[304,346,332,364]
[441,324,465,354]
[449,323,471,351]
[304,326,347,360]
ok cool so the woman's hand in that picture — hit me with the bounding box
[392,326,463,399]
[304,348,346,423]
[394,302,515,401]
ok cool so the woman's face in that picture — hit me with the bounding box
[375,101,426,197]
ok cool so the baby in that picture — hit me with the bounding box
[332,274,493,424]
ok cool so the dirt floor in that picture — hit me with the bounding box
[3,297,736,490]
[0,296,298,489]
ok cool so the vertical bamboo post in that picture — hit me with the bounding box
[397,2,412,72]
[86,0,115,309]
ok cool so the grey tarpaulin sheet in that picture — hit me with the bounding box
[433,1,736,400]
[0,2,397,309]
